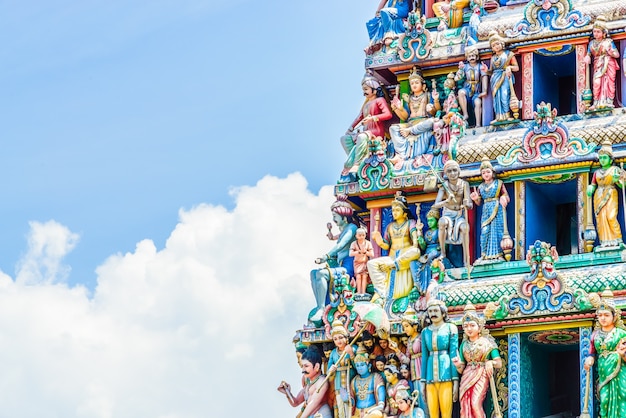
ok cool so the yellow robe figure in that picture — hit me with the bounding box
[592,165,623,247]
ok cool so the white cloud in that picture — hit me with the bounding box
[0,173,335,417]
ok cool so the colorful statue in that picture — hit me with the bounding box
[341,74,393,180]
[455,46,488,127]
[384,364,410,416]
[396,307,428,415]
[432,160,472,269]
[350,227,375,295]
[310,195,358,322]
[432,0,470,29]
[487,32,519,123]
[389,68,437,169]
[586,140,625,249]
[278,346,333,418]
[469,158,510,264]
[583,289,626,418]
[328,320,357,418]
[367,192,422,309]
[452,303,502,418]
[367,0,411,47]
[416,209,442,291]
[584,16,620,110]
[396,387,426,418]
[421,299,459,418]
[351,345,386,418]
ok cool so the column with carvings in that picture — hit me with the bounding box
[508,332,521,418]
[579,326,593,416]
[576,44,588,113]
[521,52,533,120]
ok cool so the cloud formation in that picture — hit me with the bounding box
[0,173,334,417]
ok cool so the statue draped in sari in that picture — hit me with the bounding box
[590,326,626,418]
[458,337,500,418]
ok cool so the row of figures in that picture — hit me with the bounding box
[312,158,510,321]
[279,301,504,418]
[340,32,520,183]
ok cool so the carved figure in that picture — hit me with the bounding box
[452,303,502,418]
[431,160,472,269]
[367,0,411,47]
[487,32,519,123]
[384,364,410,416]
[310,196,358,322]
[586,141,625,249]
[328,320,357,418]
[421,299,459,418]
[415,209,442,292]
[583,289,626,418]
[469,158,510,264]
[389,68,437,169]
[432,0,470,29]
[341,74,393,180]
[396,307,429,415]
[278,346,333,418]
[350,228,375,295]
[367,192,422,309]
[351,345,386,418]
[584,16,619,110]
[455,46,488,127]
[396,387,426,418]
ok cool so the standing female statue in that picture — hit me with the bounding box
[486,32,519,123]
[586,140,625,249]
[584,16,620,110]
[452,303,502,418]
[583,289,626,418]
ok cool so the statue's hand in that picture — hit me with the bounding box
[583,356,594,371]
[400,127,411,137]
[314,256,326,264]
[586,184,595,197]
[485,360,494,377]
[277,381,291,394]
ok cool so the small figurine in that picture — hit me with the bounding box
[341,74,393,180]
[327,320,357,418]
[415,209,442,295]
[584,16,619,110]
[432,0,470,29]
[486,32,519,123]
[278,346,333,418]
[310,196,358,322]
[366,0,411,49]
[349,227,375,295]
[585,140,626,249]
[469,158,510,264]
[455,46,488,127]
[351,345,387,418]
[367,192,422,308]
[421,299,459,418]
[431,160,473,269]
[395,387,426,418]
[452,303,502,418]
[384,364,410,416]
[583,289,626,418]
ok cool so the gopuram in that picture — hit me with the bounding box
[278,1,626,417]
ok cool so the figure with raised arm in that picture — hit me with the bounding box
[341,74,393,181]
[350,227,376,295]
[310,196,358,322]
[586,140,626,249]
[367,191,422,308]
[455,46,488,127]
[583,289,626,418]
[584,16,620,110]
[367,0,411,48]
[431,160,472,269]
[469,158,510,264]
[327,320,357,418]
[351,345,387,418]
[278,346,333,418]
[452,303,502,418]
[421,299,459,418]
[487,32,519,123]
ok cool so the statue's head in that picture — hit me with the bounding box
[464,45,479,62]
[597,140,614,167]
[391,191,414,221]
[331,195,354,226]
[301,346,323,379]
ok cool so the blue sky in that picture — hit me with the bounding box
[0,1,378,416]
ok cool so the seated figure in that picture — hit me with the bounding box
[367,0,411,47]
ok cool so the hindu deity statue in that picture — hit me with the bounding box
[486,32,519,123]
[415,209,442,292]
[455,46,488,127]
[584,16,620,110]
[310,195,358,322]
[366,0,411,49]
[328,319,357,418]
[367,191,422,310]
[583,289,626,418]
[389,67,437,170]
[351,344,386,418]
[341,74,393,181]
[469,157,510,264]
[395,387,426,418]
[278,346,333,418]
[431,160,472,269]
[421,299,459,418]
[452,303,502,418]
[350,227,375,295]
[432,0,470,29]
[384,364,410,416]
[586,140,626,249]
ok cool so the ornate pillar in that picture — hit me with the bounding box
[515,181,526,260]
[576,44,588,114]
[577,174,586,254]
[508,332,521,418]
[521,52,533,120]
[579,326,593,416]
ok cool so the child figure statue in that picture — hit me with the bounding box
[350,227,375,295]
